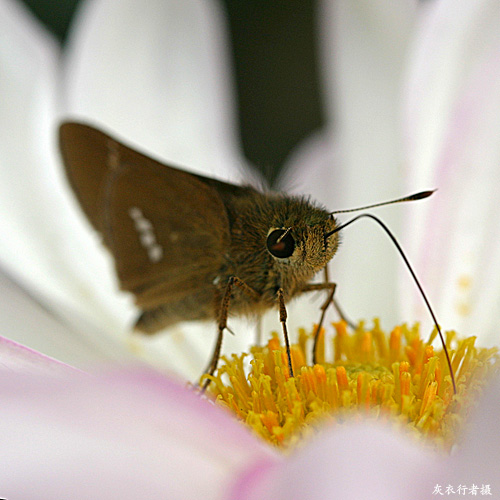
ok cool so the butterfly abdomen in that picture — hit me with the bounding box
[134,289,216,334]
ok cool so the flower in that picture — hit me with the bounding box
[208,321,499,450]
[2,0,500,370]
[1,334,499,499]
[1,0,500,496]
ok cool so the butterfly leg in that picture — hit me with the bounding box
[319,266,356,328]
[276,288,294,378]
[332,298,357,329]
[300,282,352,326]
[202,276,259,391]
[299,281,337,364]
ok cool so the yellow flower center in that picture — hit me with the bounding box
[203,320,499,450]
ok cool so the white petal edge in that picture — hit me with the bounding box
[0,331,79,375]
[0,266,136,367]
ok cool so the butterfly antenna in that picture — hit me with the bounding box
[326,213,457,394]
[329,190,436,215]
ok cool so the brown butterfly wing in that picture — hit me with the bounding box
[59,122,231,310]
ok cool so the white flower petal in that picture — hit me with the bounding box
[0,0,59,299]
[277,130,341,209]
[293,0,419,327]
[0,369,278,499]
[402,0,500,342]
[63,0,249,182]
[0,0,137,362]
[0,266,135,367]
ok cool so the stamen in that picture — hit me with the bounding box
[204,320,499,450]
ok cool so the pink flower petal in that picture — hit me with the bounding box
[0,368,278,499]
[0,333,78,375]
[449,375,500,489]
[231,421,440,500]
[1,331,497,499]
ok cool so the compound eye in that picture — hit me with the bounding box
[266,229,295,258]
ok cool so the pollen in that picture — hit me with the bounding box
[202,320,499,450]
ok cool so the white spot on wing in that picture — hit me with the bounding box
[128,206,164,263]
[149,245,163,263]
[107,139,120,170]
[140,232,156,247]
[128,207,141,218]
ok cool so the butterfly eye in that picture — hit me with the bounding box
[266,229,295,258]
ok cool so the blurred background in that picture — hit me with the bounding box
[22,0,325,186]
